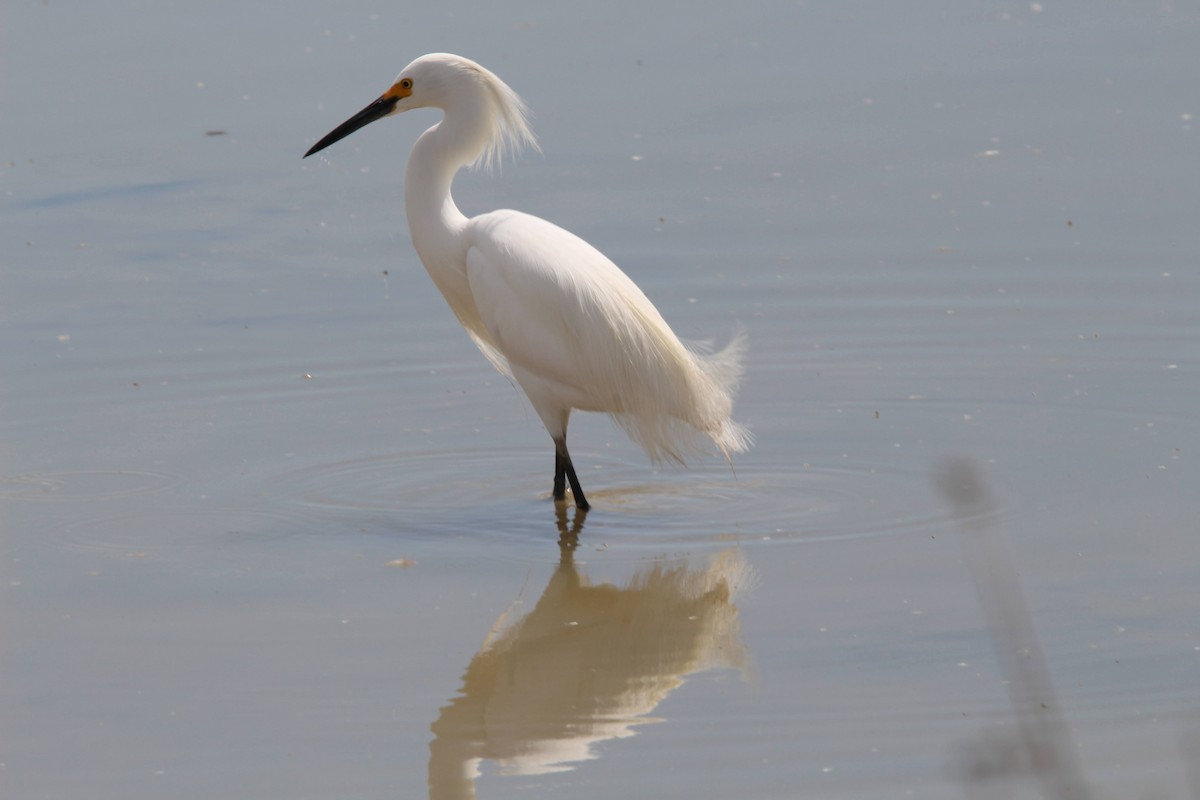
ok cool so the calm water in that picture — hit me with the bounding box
[3,2,1199,798]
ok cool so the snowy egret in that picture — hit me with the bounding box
[304,53,749,510]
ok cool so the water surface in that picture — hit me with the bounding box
[3,2,1199,798]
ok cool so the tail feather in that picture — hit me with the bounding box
[611,325,751,465]
[694,325,752,459]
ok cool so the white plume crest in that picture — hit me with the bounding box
[437,54,539,172]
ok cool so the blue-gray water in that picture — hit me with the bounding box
[3,3,1198,798]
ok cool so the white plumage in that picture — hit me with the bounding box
[305,53,749,510]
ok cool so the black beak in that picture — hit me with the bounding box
[304,95,400,158]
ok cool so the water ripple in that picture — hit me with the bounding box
[259,447,958,551]
[54,507,314,560]
[0,470,181,502]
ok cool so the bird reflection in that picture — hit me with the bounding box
[428,513,750,799]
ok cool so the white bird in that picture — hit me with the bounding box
[304,53,749,510]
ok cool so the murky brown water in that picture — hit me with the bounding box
[4,3,1199,798]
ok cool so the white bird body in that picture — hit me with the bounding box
[306,54,749,509]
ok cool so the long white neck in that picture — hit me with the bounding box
[404,96,493,255]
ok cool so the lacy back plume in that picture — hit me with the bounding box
[610,324,751,465]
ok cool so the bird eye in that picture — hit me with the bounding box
[400,78,413,90]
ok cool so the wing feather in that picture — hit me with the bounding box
[464,210,748,462]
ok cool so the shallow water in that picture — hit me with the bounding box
[4,2,1199,798]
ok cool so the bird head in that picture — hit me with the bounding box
[302,55,491,158]
[303,54,536,168]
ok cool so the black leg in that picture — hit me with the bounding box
[553,451,567,500]
[552,437,590,511]
[563,453,589,511]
